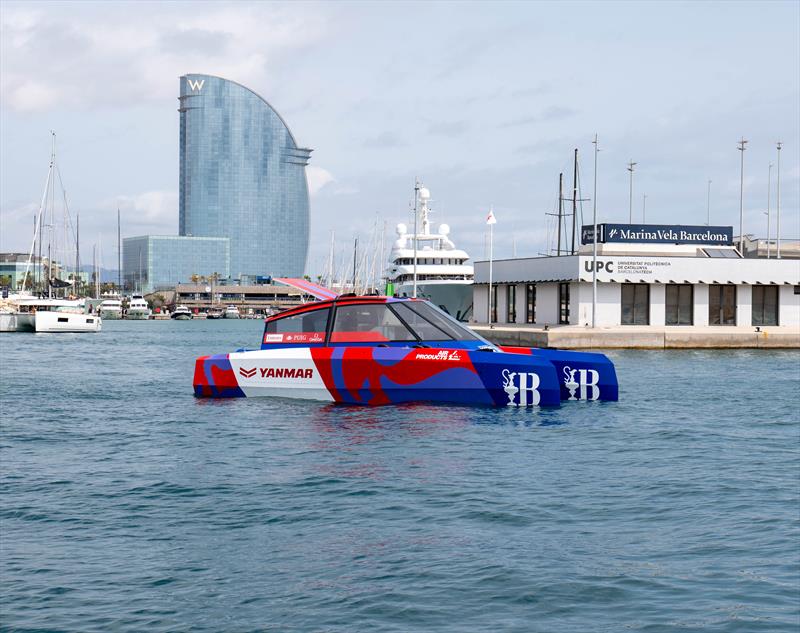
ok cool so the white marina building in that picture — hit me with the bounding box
[473,224,800,337]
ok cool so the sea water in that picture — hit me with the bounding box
[1,320,798,632]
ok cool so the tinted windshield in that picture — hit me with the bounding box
[331,304,416,343]
[391,301,485,342]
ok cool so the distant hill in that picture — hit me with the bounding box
[78,265,120,284]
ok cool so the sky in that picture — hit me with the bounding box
[1,0,798,275]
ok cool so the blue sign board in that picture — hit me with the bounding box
[581,223,733,246]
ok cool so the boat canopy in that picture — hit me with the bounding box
[261,297,489,347]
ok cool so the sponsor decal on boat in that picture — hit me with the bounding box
[263,332,325,344]
[501,369,541,406]
[414,350,462,361]
[238,366,314,380]
[562,366,600,400]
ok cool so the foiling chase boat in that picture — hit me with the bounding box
[194,295,618,406]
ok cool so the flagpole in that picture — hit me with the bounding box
[488,220,493,324]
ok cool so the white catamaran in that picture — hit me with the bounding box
[1,133,101,333]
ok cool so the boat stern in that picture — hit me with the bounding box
[193,354,246,398]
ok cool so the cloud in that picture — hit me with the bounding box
[306,166,335,196]
[501,106,578,128]
[363,131,405,148]
[427,120,469,138]
[110,191,178,233]
[0,3,328,113]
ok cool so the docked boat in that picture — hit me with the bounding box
[206,308,223,319]
[193,295,618,406]
[127,294,151,320]
[223,305,240,319]
[387,184,474,321]
[2,297,101,333]
[99,298,123,320]
[172,305,193,320]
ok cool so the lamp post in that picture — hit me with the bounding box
[592,134,600,329]
[627,160,636,224]
[776,142,782,258]
[706,179,712,226]
[737,137,748,254]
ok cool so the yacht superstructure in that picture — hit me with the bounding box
[127,295,151,320]
[386,184,474,321]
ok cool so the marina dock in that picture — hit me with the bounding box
[471,323,800,349]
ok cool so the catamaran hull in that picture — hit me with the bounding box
[34,312,101,333]
[194,345,616,407]
[0,312,35,332]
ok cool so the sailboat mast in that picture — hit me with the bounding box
[76,214,80,296]
[571,148,578,255]
[117,208,121,293]
[557,172,563,256]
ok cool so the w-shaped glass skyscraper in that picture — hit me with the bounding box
[178,74,312,278]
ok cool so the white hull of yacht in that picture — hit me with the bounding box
[100,309,122,320]
[126,309,151,320]
[394,281,473,321]
[0,312,36,332]
[35,311,102,333]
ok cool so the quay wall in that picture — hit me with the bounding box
[470,325,800,349]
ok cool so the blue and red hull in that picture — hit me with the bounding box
[194,346,618,407]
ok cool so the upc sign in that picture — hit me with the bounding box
[582,223,733,246]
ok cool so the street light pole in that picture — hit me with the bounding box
[627,160,636,224]
[592,134,599,329]
[706,179,712,226]
[737,137,748,255]
[776,142,782,258]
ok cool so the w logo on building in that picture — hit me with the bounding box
[187,78,205,91]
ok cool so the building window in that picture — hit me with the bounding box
[558,283,570,324]
[506,285,516,323]
[752,285,778,326]
[621,283,650,325]
[709,284,736,325]
[526,284,536,323]
[490,285,497,323]
[665,284,693,325]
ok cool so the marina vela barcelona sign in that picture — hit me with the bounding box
[582,223,733,246]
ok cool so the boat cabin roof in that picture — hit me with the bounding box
[261,295,488,347]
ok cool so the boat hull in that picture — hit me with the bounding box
[394,281,473,321]
[172,313,192,320]
[126,310,151,320]
[0,312,35,332]
[34,311,101,333]
[100,310,122,320]
[194,346,568,406]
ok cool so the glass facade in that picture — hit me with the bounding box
[179,74,311,279]
[123,236,230,294]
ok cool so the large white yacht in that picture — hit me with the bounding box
[386,184,474,321]
[99,298,123,320]
[127,294,151,320]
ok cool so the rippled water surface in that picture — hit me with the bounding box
[1,320,799,632]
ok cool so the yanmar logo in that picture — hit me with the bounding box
[238,366,314,379]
